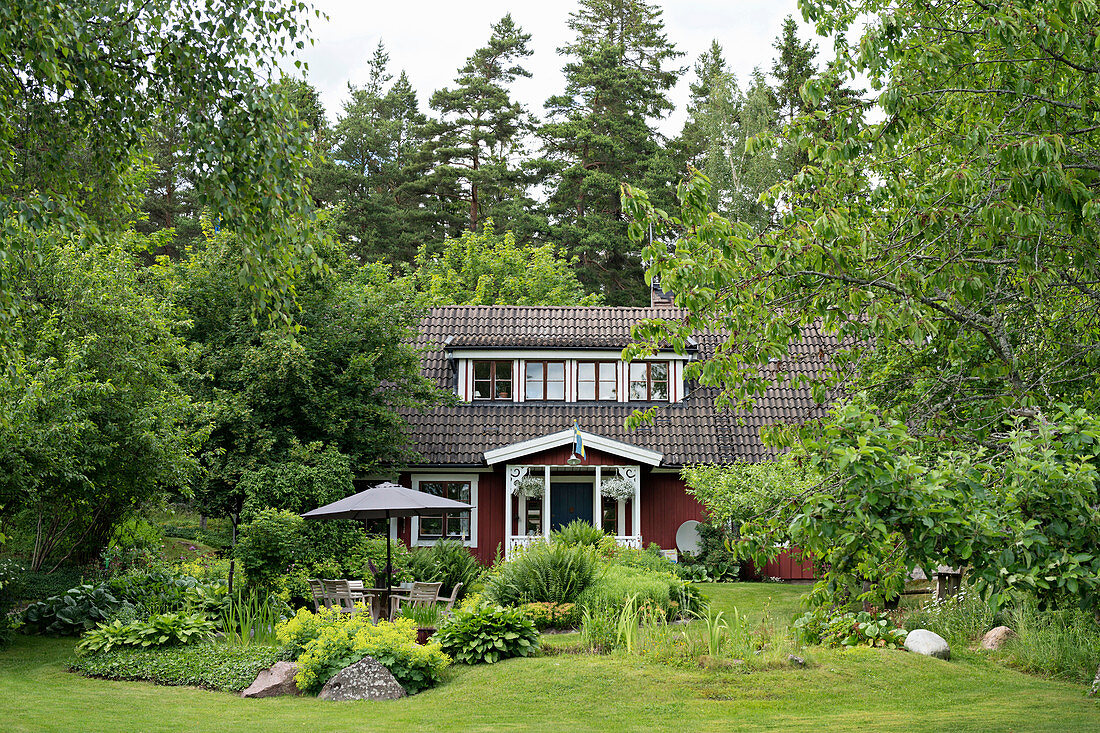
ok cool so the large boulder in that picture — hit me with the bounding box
[904,629,951,660]
[318,656,407,702]
[241,661,301,698]
[979,626,1016,651]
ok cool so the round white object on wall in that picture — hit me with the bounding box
[675,520,701,554]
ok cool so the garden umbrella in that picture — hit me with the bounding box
[301,482,472,608]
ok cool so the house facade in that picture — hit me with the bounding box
[394,304,826,578]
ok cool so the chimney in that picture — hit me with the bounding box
[650,278,675,308]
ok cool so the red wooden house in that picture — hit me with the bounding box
[393,303,823,579]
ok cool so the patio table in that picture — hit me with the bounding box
[346,582,409,621]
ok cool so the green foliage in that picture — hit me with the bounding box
[220,591,282,646]
[0,558,25,647]
[287,613,449,694]
[406,221,600,306]
[518,602,579,630]
[998,600,1100,685]
[482,541,599,606]
[76,611,217,653]
[435,604,539,664]
[575,564,681,619]
[579,603,619,654]
[22,585,122,636]
[901,586,1001,649]
[404,540,482,599]
[682,457,819,528]
[69,642,282,693]
[397,603,444,630]
[12,567,87,604]
[552,519,608,548]
[794,607,907,649]
[234,509,305,591]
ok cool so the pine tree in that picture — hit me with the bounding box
[423,15,537,236]
[770,16,817,126]
[328,42,434,263]
[540,0,684,306]
[672,40,741,216]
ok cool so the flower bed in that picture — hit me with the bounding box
[70,642,283,692]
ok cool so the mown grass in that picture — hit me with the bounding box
[2,583,1097,732]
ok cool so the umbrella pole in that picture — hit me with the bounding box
[385,509,392,620]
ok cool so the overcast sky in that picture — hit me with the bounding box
[293,1,823,136]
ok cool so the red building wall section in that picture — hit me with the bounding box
[518,445,624,466]
[640,472,706,551]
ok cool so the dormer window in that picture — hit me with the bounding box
[525,361,565,401]
[629,361,669,401]
[578,361,617,401]
[473,360,512,401]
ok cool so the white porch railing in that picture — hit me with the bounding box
[505,534,642,559]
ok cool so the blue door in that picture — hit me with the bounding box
[550,483,593,531]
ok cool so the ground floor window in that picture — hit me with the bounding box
[601,496,618,534]
[412,476,478,546]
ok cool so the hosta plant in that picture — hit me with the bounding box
[77,611,217,653]
[435,604,539,664]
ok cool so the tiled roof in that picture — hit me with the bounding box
[401,306,836,467]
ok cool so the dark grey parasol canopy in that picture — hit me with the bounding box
[301,481,473,604]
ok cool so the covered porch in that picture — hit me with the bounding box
[483,429,663,560]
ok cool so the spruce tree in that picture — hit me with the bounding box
[541,0,683,306]
[423,15,537,237]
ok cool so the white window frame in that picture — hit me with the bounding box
[410,474,479,548]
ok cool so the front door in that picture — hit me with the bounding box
[550,482,593,531]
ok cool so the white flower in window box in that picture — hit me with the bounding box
[600,476,635,502]
[513,475,545,499]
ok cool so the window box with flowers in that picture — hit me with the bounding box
[600,476,635,502]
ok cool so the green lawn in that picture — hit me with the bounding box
[2,584,1097,732]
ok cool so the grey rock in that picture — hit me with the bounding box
[241,661,300,698]
[787,654,805,666]
[979,625,1016,651]
[318,656,407,702]
[904,629,951,660]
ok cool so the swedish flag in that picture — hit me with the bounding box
[572,421,586,460]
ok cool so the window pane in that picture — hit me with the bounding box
[598,381,617,400]
[578,362,595,381]
[495,379,511,400]
[474,381,490,399]
[547,381,565,400]
[651,362,668,380]
[598,362,616,381]
[629,381,648,400]
[578,382,596,400]
[420,515,443,537]
[474,362,491,380]
[525,379,543,400]
[526,362,543,380]
[496,361,512,380]
[422,482,445,497]
[450,482,471,503]
[629,363,646,381]
[447,513,470,539]
[651,381,668,400]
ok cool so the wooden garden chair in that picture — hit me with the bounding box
[307,578,329,612]
[321,579,360,615]
[436,583,463,615]
[389,581,442,620]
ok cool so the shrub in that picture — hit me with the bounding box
[70,642,282,692]
[293,616,449,694]
[608,545,675,574]
[0,558,26,648]
[901,585,1001,648]
[575,565,681,619]
[76,611,217,653]
[22,584,124,635]
[277,605,349,656]
[15,566,87,603]
[482,541,599,606]
[235,509,305,590]
[405,540,483,599]
[346,537,413,587]
[552,519,607,547]
[519,601,579,630]
[435,604,539,664]
[794,607,907,649]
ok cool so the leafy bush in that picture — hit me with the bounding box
[608,545,675,574]
[22,584,124,635]
[405,539,482,599]
[235,509,305,590]
[552,519,607,547]
[575,564,682,619]
[14,566,87,603]
[292,615,449,694]
[277,605,349,656]
[0,558,26,648]
[346,537,413,587]
[435,604,539,664]
[76,611,217,653]
[901,585,1001,648]
[70,642,282,692]
[519,601,579,630]
[482,541,599,606]
[794,607,907,649]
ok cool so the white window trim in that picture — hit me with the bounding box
[410,474,479,548]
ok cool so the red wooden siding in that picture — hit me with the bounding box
[763,549,816,581]
[475,471,504,565]
[640,473,705,551]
